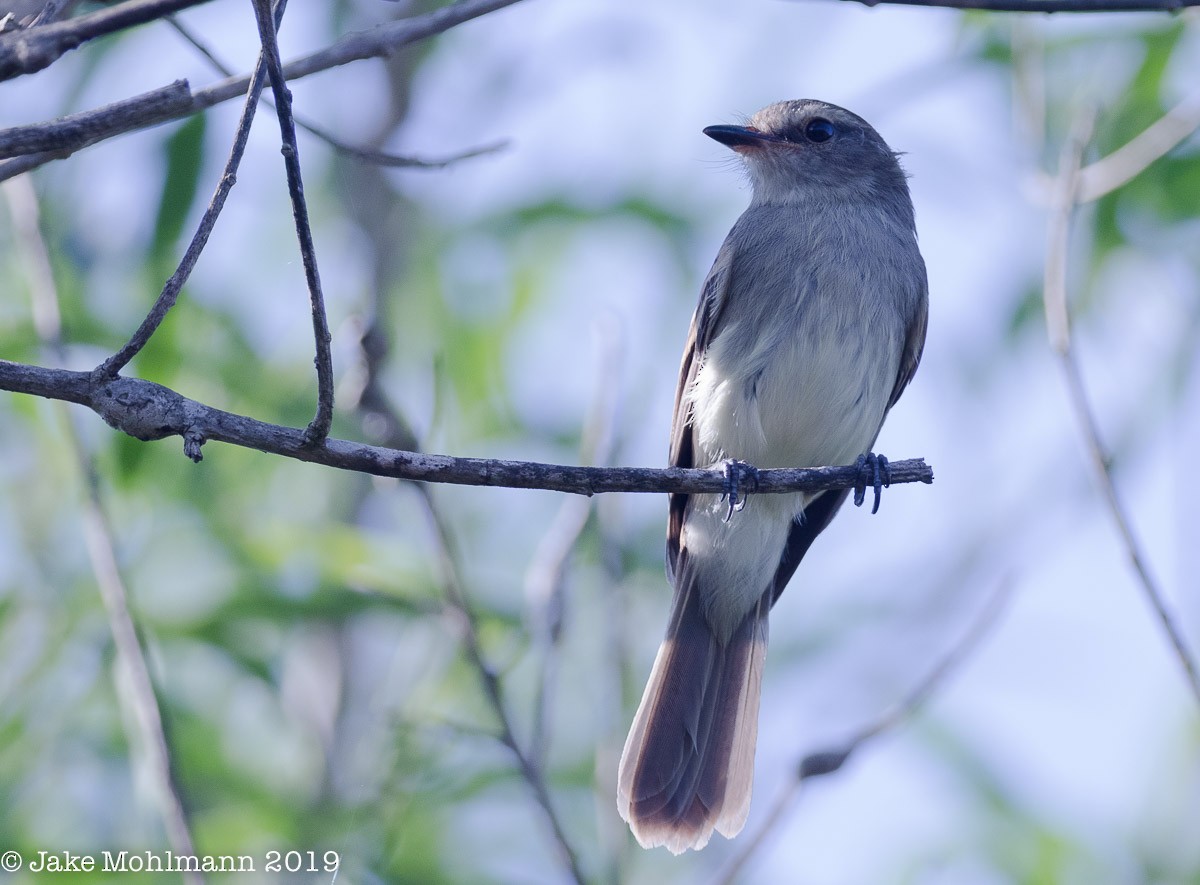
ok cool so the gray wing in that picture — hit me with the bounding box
[666,239,735,579]
[886,265,929,411]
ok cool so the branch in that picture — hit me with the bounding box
[1076,88,1200,202]
[250,0,333,444]
[92,4,280,380]
[0,0,527,181]
[835,0,1198,10]
[711,579,1014,885]
[418,486,587,884]
[0,360,935,497]
[77,443,203,885]
[0,0,215,82]
[165,13,509,170]
[0,80,193,160]
[1042,108,1200,704]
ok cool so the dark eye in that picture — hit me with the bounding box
[804,118,835,143]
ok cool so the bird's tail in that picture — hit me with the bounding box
[617,569,770,854]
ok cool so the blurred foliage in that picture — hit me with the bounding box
[1,4,1199,885]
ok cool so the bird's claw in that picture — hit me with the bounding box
[720,459,759,521]
[852,452,891,515]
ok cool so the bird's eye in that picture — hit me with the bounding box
[804,118,835,143]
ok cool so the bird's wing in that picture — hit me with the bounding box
[887,266,929,411]
[666,238,735,579]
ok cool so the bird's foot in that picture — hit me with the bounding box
[853,452,891,515]
[721,459,759,521]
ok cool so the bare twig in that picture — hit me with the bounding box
[2,175,200,885]
[0,0,527,181]
[91,13,277,381]
[417,485,587,884]
[1043,108,1097,355]
[0,0,215,81]
[0,80,193,160]
[1076,89,1200,203]
[835,0,1198,10]
[1042,107,1200,704]
[298,124,509,169]
[0,359,936,497]
[711,579,1014,885]
[76,450,204,885]
[165,14,509,170]
[249,0,333,444]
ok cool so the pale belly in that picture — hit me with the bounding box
[688,320,896,471]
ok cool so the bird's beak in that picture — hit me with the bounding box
[703,125,775,151]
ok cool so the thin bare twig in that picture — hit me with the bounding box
[1042,107,1200,704]
[0,0,526,181]
[0,80,193,160]
[0,0,215,81]
[76,453,204,885]
[2,175,200,884]
[417,485,588,884]
[835,0,1198,10]
[250,0,334,444]
[1076,89,1200,203]
[91,27,276,381]
[711,579,1014,885]
[0,359,936,497]
[165,14,509,170]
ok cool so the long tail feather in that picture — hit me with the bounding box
[617,569,769,854]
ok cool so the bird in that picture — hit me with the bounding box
[616,99,929,854]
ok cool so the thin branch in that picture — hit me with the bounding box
[1043,108,1096,355]
[91,14,277,381]
[835,0,1198,10]
[416,485,587,884]
[0,80,193,160]
[1076,89,1200,202]
[299,124,509,169]
[2,175,200,884]
[0,360,935,497]
[1027,88,1200,205]
[0,0,527,181]
[249,0,333,444]
[711,579,1014,885]
[76,448,204,885]
[0,0,216,81]
[1042,108,1200,704]
[165,14,509,170]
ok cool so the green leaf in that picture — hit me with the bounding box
[150,114,208,276]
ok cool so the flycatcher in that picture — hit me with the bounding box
[617,99,929,854]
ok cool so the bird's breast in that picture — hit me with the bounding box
[688,279,903,471]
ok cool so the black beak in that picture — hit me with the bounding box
[703,125,775,149]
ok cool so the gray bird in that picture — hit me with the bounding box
[617,99,929,854]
